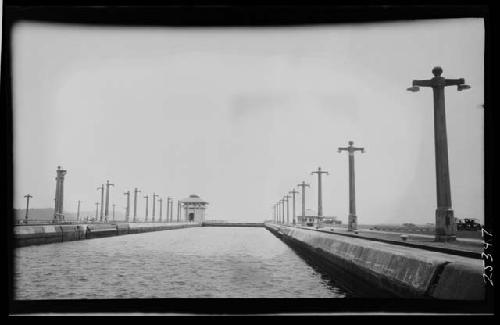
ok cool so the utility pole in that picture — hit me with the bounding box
[123,191,130,222]
[144,195,149,222]
[289,189,299,225]
[24,194,32,224]
[152,193,158,222]
[407,66,470,242]
[104,180,115,222]
[338,141,365,231]
[133,188,141,222]
[158,197,163,222]
[97,184,104,222]
[311,167,329,224]
[297,181,310,226]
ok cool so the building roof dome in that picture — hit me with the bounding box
[181,194,208,204]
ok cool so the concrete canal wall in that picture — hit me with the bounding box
[14,222,201,247]
[266,223,484,300]
[202,222,264,227]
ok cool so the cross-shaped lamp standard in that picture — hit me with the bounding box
[338,141,365,231]
[311,167,329,227]
[24,194,33,223]
[407,66,470,242]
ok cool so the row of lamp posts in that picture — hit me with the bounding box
[272,67,470,242]
[22,167,183,224]
[273,140,364,232]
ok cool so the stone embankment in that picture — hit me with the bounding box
[14,222,201,247]
[266,223,484,300]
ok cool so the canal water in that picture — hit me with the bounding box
[15,227,348,299]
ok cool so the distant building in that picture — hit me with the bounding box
[180,194,209,223]
[297,209,340,227]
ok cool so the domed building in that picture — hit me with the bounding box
[180,194,209,223]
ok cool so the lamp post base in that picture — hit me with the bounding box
[348,214,357,231]
[434,208,457,242]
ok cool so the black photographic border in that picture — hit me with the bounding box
[2,0,495,316]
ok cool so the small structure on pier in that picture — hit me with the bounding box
[180,194,209,223]
[297,209,340,227]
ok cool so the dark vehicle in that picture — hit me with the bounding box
[456,218,481,231]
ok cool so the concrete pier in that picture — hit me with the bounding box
[202,222,264,227]
[266,223,484,300]
[14,222,201,247]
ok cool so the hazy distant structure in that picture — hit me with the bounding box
[53,166,67,223]
[180,194,209,223]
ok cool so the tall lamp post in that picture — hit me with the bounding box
[77,200,81,222]
[152,193,158,222]
[97,185,104,222]
[284,194,291,225]
[123,191,130,222]
[407,66,470,242]
[158,197,163,222]
[104,180,115,222]
[95,202,100,221]
[338,141,365,231]
[133,188,141,222]
[144,195,149,222]
[166,197,171,223]
[273,204,276,223]
[311,167,329,227]
[289,189,299,225]
[282,198,285,224]
[297,181,310,226]
[24,194,32,224]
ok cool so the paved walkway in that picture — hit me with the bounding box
[289,225,483,259]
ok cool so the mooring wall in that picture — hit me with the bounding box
[266,223,484,300]
[14,222,201,247]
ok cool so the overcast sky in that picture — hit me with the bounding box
[12,18,484,224]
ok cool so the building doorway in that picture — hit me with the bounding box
[189,213,194,222]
